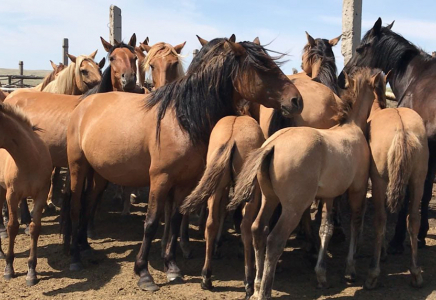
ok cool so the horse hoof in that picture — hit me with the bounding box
[166,272,183,283]
[410,268,423,288]
[138,278,159,291]
[69,262,83,271]
[364,277,378,290]
[201,278,213,290]
[26,277,38,286]
[317,281,330,289]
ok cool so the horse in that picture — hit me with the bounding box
[0,103,52,286]
[340,18,436,251]
[135,37,149,88]
[63,37,303,292]
[141,40,186,89]
[364,70,428,289]
[229,68,383,299]
[180,114,265,295]
[42,51,104,94]
[34,61,66,91]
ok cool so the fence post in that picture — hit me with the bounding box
[341,0,362,65]
[110,5,122,45]
[19,61,23,86]
[63,38,69,66]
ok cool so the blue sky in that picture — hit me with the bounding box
[1,0,436,75]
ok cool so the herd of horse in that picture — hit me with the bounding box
[0,17,434,300]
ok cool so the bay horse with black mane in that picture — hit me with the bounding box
[64,36,302,292]
[340,18,436,251]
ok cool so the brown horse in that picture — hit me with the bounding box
[34,61,67,91]
[340,18,436,250]
[364,72,428,289]
[180,115,264,295]
[141,40,186,89]
[43,51,103,94]
[135,37,149,88]
[64,37,302,292]
[0,103,52,286]
[229,68,383,299]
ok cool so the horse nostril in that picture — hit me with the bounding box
[291,97,299,108]
[122,74,125,78]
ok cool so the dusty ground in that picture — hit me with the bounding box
[1,186,435,300]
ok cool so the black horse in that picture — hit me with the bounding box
[340,17,436,251]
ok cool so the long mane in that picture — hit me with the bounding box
[81,42,135,99]
[145,38,283,145]
[0,102,40,131]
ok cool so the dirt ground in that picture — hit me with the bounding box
[1,185,436,300]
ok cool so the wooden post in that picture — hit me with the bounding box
[110,5,122,45]
[341,0,362,65]
[18,61,23,86]
[63,38,69,66]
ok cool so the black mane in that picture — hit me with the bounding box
[81,42,135,99]
[145,38,283,145]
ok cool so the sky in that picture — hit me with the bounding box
[1,0,436,75]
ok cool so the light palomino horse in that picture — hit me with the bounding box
[364,72,428,289]
[63,37,302,292]
[135,37,149,88]
[0,103,52,286]
[43,51,103,94]
[229,68,384,299]
[180,115,265,296]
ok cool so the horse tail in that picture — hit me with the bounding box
[227,145,274,211]
[180,141,235,214]
[386,116,421,213]
[60,189,72,254]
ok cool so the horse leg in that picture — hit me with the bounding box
[301,207,318,256]
[121,186,133,217]
[4,191,20,280]
[26,189,48,286]
[241,185,261,299]
[408,168,426,288]
[201,188,223,290]
[213,191,228,259]
[331,195,346,243]
[0,187,5,258]
[259,205,302,299]
[20,198,31,235]
[345,189,367,283]
[251,194,279,298]
[198,202,207,236]
[161,201,172,258]
[135,174,170,291]
[233,204,243,234]
[180,213,191,259]
[314,198,334,288]
[365,177,387,290]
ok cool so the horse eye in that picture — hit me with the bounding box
[81,70,88,75]
[110,56,115,61]
[150,64,154,70]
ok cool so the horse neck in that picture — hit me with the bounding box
[389,55,421,102]
[0,118,38,170]
[369,99,382,117]
[344,88,374,132]
[310,59,322,78]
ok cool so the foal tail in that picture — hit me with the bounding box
[180,141,235,214]
[227,146,274,211]
[386,122,421,213]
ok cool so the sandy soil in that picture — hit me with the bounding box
[0,186,435,300]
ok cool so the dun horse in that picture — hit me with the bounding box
[63,37,302,292]
[365,71,428,289]
[340,18,436,251]
[229,68,383,299]
[0,103,52,286]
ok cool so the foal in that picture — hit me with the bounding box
[365,72,428,289]
[0,103,52,286]
[229,68,383,299]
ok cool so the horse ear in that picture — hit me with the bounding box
[140,42,152,53]
[143,37,149,45]
[229,34,236,43]
[385,70,393,83]
[67,54,77,64]
[329,34,342,46]
[128,33,137,47]
[386,20,395,30]
[100,37,113,52]
[50,60,57,70]
[370,71,383,87]
[228,40,245,56]
[89,49,98,59]
[342,71,354,89]
[253,37,260,45]
[305,31,315,47]
[174,41,186,54]
[370,17,382,36]
[196,35,208,46]
[98,57,106,69]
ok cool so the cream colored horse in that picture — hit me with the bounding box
[364,73,428,289]
[0,103,52,286]
[229,68,384,299]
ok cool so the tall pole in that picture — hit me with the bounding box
[63,38,69,66]
[19,61,23,86]
[341,0,362,65]
[110,5,122,45]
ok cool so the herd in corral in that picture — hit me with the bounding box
[0,17,434,300]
